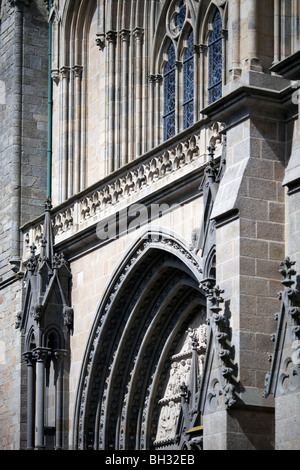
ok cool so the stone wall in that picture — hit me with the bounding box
[0,0,48,449]
[0,0,48,280]
[68,196,203,448]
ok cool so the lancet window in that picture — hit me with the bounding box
[208,9,223,104]
[163,24,195,140]
[183,29,194,130]
[163,42,176,141]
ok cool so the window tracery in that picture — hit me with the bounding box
[163,1,195,140]
[174,0,186,32]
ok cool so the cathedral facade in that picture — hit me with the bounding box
[0,0,300,451]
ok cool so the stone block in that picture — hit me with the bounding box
[240,237,269,259]
[257,221,284,242]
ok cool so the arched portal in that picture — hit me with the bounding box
[73,229,207,450]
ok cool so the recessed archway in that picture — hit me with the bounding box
[73,229,207,450]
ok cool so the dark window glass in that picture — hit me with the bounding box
[163,42,176,140]
[175,0,186,31]
[183,29,194,129]
[208,10,223,104]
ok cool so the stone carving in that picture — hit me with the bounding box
[154,323,207,447]
[155,401,181,443]
[200,284,237,412]
[23,124,224,259]
[264,258,300,398]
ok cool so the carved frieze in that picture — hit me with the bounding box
[22,123,224,260]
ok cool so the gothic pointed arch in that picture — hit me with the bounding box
[73,229,208,450]
[195,0,228,108]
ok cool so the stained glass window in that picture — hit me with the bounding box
[163,42,176,140]
[175,0,186,32]
[208,10,223,104]
[183,29,194,129]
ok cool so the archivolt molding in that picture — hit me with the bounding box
[73,230,206,450]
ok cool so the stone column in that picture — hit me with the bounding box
[154,74,163,146]
[73,65,83,194]
[8,0,27,273]
[133,28,144,158]
[148,74,156,149]
[120,29,130,166]
[106,31,117,173]
[34,347,51,450]
[274,0,281,64]
[246,0,262,71]
[60,66,70,202]
[54,350,66,450]
[23,351,36,450]
[229,0,242,79]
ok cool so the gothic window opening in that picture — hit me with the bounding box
[208,10,223,104]
[175,0,186,32]
[183,29,194,130]
[163,42,176,141]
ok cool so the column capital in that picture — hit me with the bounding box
[95,33,105,50]
[119,29,131,42]
[54,349,67,359]
[148,74,163,84]
[23,351,36,366]
[73,65,83,79]
[132,27,144,42]
[106,30,117,44]
[33,347,52,363]
[60,66,71,80]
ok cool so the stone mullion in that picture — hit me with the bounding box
[73,65,83,194]
[175,61,182,135]
[23,352,36,450]
[106,31,117,173]
[193,45,201,123]
[120,30,130,167]
[199,45,207,114]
